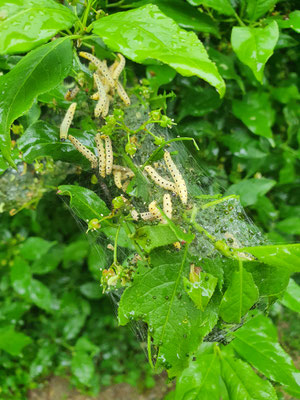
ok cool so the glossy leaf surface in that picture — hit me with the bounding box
[0,37,73,164]
[58,185,110,222]
[231,21,279,82]
[118,250,219,376]
[175,352,221,400]
[246,0,279,21]
[225,178,276,206]
[281,279,300,313]
[187,0,235,16]
[0,0,76,54]
[240,244,300,273]
[93,5,225,96]
[18,121,95,169]
[221,350,277,400]
[232,92,275,139]
[232,313,300,396]
[219,267,259,323]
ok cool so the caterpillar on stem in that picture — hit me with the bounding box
[163,194,172,220]
[68,135,97,169]
[113,170,123,189]
[95,133,106,178]
[93,73,107,117]
[140,211,155,221]
[64,86,80,101]
[117,81,130,106]
[60,102,77,141]
[144,165,177,193]
[112,53,125,82]
[101,135,113,175]
[149,201,163,222]
[164,151,187,205]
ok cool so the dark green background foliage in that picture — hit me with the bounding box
[0,0,299,399]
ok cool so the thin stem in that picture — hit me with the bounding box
[113,222,122,263]
[147,330,154,369]
[123,221,145,260]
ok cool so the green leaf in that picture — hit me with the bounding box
[240,244,300,274]
[276,217,300,235]
[187,0,235,16]
[27,279,52,311]
[118,250,219,376]
[129,0,220,36]
[0,325,32,356]
[63,240,89,265]
[281,279,300,313]
[276,11,300,34]
[207,48,244,90]
[178,86,223,121]
[75,337,99,355]
[133,225,177,252]
[0,0,76,54]
[71,351,95,386]
[221,349,277,400]
[19,237,56,261]
[183,272,218,311]
[79,282,102,299]
[58,185,110,222]
[93,4,225,97]
[88,245,107,280]
[244,261,290,297]
[10,257,32,296]
[231,21,279,83]
[219,266,259,323]
[0,37,73,165]
[232,313,300,396]
[232,92,275,139]
[31,244,64,274]
[30,343,57,378]
[246,0,279,21]
[146,64,177,93]
[225,178,276,207]
[175,353,221,400]
[18,121,96,169]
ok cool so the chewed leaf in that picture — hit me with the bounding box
[183,272,218,311]
[118,250,219,377]
[93,4,225,97]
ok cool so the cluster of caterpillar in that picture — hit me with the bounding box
[79,52,130,118]
[59,52,130,141]
[68,133,135,193]
[144,151,187,205]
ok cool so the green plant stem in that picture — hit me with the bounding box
[113,222,122,264]
[147,330,154,369]
[142,137,199,169]
[123,221,145,260]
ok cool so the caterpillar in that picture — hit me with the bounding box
[144,165,177,192]
[117,81,130,106]
[93,73,107,117]
[163,194,172,220]
[112,53,125,82]
[64,86,80,101]
[112,165,134,175]
[113,170,123,189]
[101,135,113,175]
[60,102,77,141]
[79,51,115,89]
[102,96,110,117]
[164,151,187,205]
[131,210,139,221]
[68,135,98,169]
[140,211,155,221]
[122,180,130,192]
[95,133,106,178]
[149,201,163,222]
